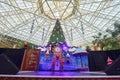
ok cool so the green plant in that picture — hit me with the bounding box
[92,33,120,51]
[17,42,23,48]
[103,37,120,51]
[104,21,120,50]
[17,42,34,49]
[92,32,107,50]
[92,21,120,51]
[106,21,120,38]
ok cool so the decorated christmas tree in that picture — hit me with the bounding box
[48,19,65,44]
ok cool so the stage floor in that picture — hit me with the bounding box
[0,71,120,78]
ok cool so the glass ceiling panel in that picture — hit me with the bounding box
[0,0,120,47]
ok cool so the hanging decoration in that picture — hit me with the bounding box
[71,28,73,41]
[42,28,45,40]
[66,53,70,63]
[81,21,84,35]
[30,20,35,33]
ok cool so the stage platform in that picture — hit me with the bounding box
[0,71,120,80]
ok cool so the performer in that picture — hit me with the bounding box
[51,45,64,71]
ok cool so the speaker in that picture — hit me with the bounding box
[105,56,120,75]
[0,54,19,75]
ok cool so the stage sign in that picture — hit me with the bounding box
[21,49,40,71]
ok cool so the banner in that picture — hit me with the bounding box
[21,49,40,71]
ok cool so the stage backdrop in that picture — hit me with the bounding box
[0,48,120,72]
[39,52,89,71]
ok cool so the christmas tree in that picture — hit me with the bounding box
[49,19,65,44]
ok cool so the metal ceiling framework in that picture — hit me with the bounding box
[0,0,120,47]
[38,0,79,20]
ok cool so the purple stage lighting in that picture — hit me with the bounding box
[62,44,69,51]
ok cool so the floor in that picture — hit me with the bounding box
[0,71,120,78]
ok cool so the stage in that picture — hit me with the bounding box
[0,71,120,80]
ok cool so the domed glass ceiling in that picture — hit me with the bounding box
[0,0,120,47]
